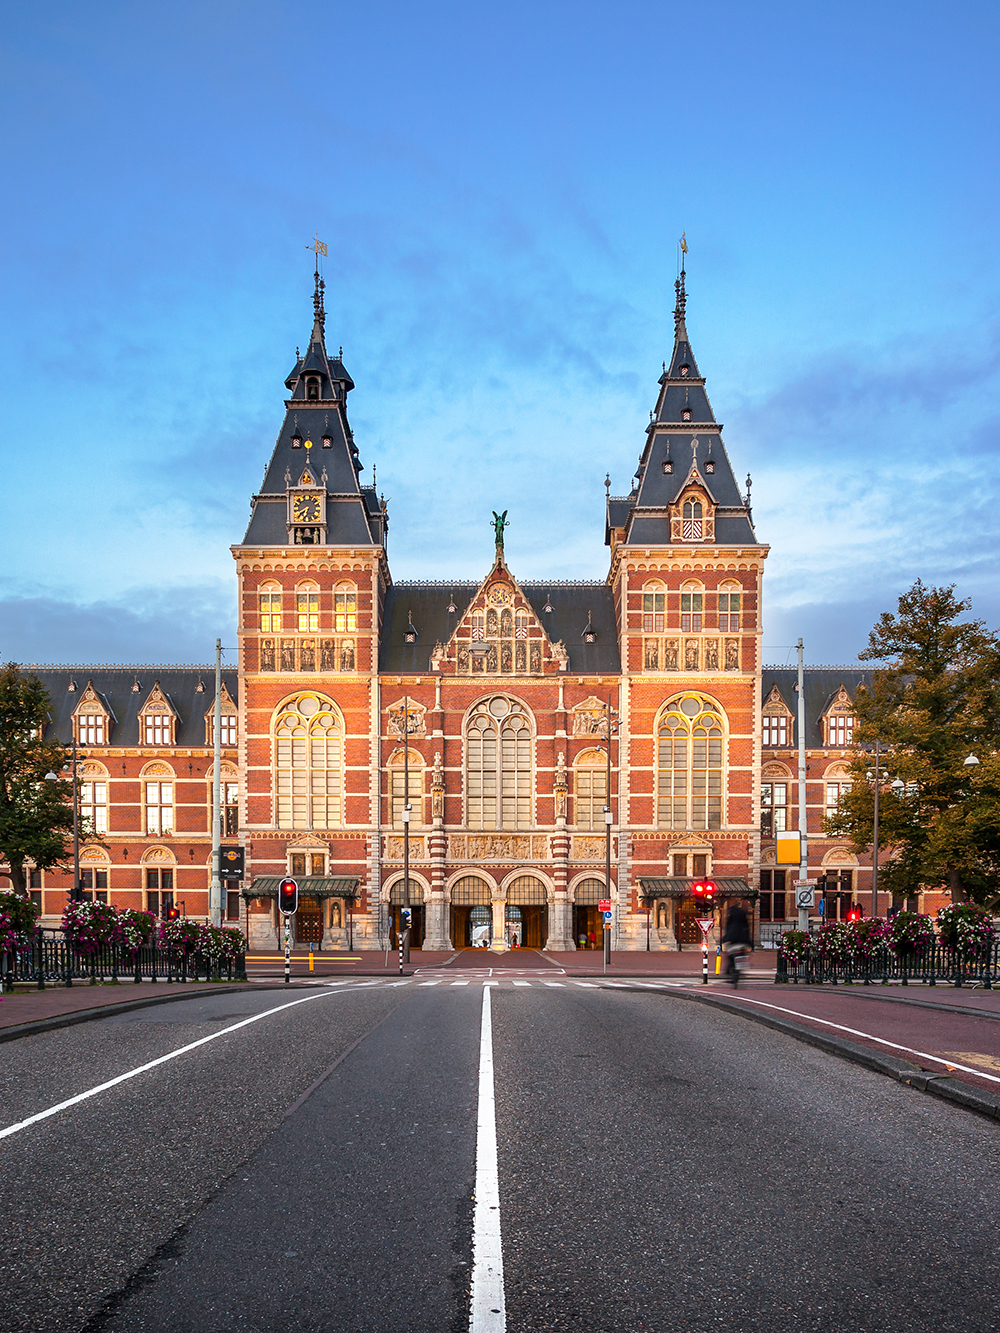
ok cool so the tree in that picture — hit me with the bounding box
[0,664,76,896]
[826,582,1000,906]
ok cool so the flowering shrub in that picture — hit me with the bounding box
[0,891,40,951]
[118,909,157,953]
[815,921,852,964]
[198,925,247,964]
[888,911,936,956]
[938,903,995,959]
[846,917,892,960]
[779,930,810,964]
[156,917,205,957]
[62,901,125,955]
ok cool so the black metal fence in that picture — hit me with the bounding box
[1,932,248,990]
[775,940,1000,988]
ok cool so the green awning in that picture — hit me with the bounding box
[638,877,757,901]
[242,876,360,901]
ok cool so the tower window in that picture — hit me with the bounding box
[297,590,319,632]
[657,695,724,831]
[718,592,741,633]
[642,592,665,633]
[680,592,703,632]
[259,588,283,633]
[334,585,357,632]
[306,377,320,401]
[682,500,703,540]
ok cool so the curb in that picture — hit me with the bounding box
[0,982,296,1045]
[658,986,1000,1124]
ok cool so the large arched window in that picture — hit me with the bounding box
[466,696,533,830]
[273,693,343,829]
[574,749,607,831]
[657,693,725,831]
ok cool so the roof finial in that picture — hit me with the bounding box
[604,472,610,495]
[674,234,688,335]
[306,234,328,340]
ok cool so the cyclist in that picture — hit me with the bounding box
[722,899,752,986]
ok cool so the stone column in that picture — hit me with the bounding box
[423,777,451,950]
[490,894,508,951]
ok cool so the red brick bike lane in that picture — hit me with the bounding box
[690,984,1000,1095]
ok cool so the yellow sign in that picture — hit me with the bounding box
[776,833,801,865]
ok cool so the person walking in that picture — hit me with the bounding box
[722,900,752,985]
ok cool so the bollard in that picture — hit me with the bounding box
[702,943,708,985]
[398,933,404,975]
[309,949,314,973]
[715,945,722,976]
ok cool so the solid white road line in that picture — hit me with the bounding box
[470,985,506,1333]
[723,995,1000,1086]
[0,985,376,1143]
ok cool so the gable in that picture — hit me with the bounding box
[763,684,791,715]
[436,561,562,676]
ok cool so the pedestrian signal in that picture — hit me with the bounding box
[278,878,298,915]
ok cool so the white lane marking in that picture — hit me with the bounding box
[720,995,1000,1086]
[542,982,565,988]
[452,981,471,987]
[0,985,378,1143]
[512,981,531,987]
[386,980,411,987]
[573,981,598,987]
[419,981,442,987]
[484,981,499,987]
[470,985,506,1333]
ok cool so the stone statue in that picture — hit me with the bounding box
[492,510,509,549]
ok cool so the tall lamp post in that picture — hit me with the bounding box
[602,695,618,966]
[46,737,82,902]
[402,696,411,964]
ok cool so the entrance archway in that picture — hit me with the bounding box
[450,876,492,947]
[572,877,605,949]
[388,877,425,948]
[507,875,548,948]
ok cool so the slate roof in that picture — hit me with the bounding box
[21,668,239,748]
[241,278,384,550]
[761,668,873,748]
[380,582,621,674]
[610,270,762,552]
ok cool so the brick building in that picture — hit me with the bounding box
[7,269,898,947]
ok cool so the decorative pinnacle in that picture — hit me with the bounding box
[312,270,326,336]
[674,263,687,334]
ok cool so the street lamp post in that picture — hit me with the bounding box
[603,694,617,967]
[402,695,411,965]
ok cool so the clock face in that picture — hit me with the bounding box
[293,494,321,523]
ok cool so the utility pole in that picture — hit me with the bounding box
[210,638,223,927]
[796,638,809,933]
[402,696,411,964]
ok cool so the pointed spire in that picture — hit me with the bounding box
[311,266,326,345]
[674,261,687,338]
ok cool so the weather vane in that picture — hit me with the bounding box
[307,233,328,258]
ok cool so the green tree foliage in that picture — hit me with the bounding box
[825,582,1000,905]
[0,664,76,896]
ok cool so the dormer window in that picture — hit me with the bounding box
[682,499,703,539]
[682,408,692,421]
[306,377,320,401]
[663,459,673,474]
[705,460,715,473]
[680,365,690,377]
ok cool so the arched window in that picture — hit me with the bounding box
[259,581,283,633]
[387,749,424,828]
[506,875,547,904]
[466,697,533,830]
[574,749,607,831]
[573,877,605,904]
[334,583,357,632]
[273,694,343,830]
[450,875,492,905]
[682,499,703,540]
[657,693,725,831]
[642,580,665,633]
[296,581,319,632]
[717,579,742,634]
[680,579,703,632]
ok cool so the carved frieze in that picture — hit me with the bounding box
[572,836,615,861]
[448,833,549,860]
[384,836,426,860]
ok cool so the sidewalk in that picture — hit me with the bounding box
[0,979,262,1037]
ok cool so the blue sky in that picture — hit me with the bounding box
[2,0,999,667]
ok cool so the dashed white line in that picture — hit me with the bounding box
[512,980,531,987]
[542,982,565,988]
[470,985,505,1332]
[451,980,471,987]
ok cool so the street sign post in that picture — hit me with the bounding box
[795,885,815,910]
[696,917,714,937]
[598,899,612,912]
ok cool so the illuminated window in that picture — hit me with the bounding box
[334,584,357,632]
[297,588,319,632]
[274,694,343,829]
[145,783,174,835]
[656,694,724,831]
[259,584,283,633]
[466,697,533,830]
[80,781,107,835]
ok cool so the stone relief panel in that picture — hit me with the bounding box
[384,836,426,860]
[448,834,549,860]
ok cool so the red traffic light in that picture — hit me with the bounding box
[847,904,863,921]
[278,877,298,915]
[166,906,180,921]
[692,880,717,900]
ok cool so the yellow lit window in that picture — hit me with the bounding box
[334,586,356,632]
[297,591,319,632]
[260,590,283,633]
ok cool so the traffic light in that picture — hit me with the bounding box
[278,877,298,915]
[400,907,412,927]
[166,905,180,921]
[692,879,716,907]
[68,884,84,903]
[846,903,863,922]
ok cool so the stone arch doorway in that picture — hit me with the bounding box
[572,877,605,949]
[450,876,493,948]
[388,878,425,948]
[506,874,549,949]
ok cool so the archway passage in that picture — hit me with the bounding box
[295,897,323,945]
[450,876,492,948]
[389,879,425,948]
[573,877,605,949]
[507,874,548,948]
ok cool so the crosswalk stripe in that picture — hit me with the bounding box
[542,981,565,987]
[512,980,531,987]
[418,981,441,986]
[451,981,471,986]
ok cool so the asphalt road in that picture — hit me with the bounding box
[2,979,1000,1332]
